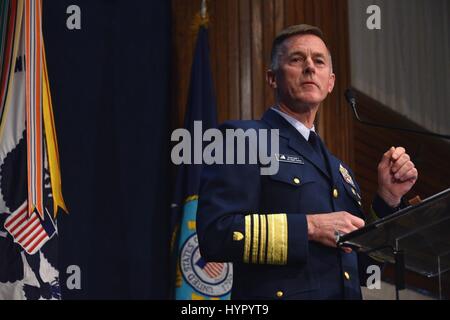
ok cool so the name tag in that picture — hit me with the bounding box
[275,153,304,165]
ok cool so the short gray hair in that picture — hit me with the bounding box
[270,24,333,72]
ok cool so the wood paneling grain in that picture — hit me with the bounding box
[251,0,264,119]
[262,0,275,110]
[227,0,240,120]
[239,0,252,120]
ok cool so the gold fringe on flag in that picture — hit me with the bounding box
[42,40,68,218]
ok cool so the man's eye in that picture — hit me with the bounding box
[316,59,325,64]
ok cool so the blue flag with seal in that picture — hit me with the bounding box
[170,21,233,300]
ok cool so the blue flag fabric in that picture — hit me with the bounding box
[171,26,233,300]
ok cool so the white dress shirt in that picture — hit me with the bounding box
[271,106,315,141]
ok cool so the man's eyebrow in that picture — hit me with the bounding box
[287,51,327,58]
[287,50,305,57]
[312,52,326,58]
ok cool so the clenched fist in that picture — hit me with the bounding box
[377,147,418,207]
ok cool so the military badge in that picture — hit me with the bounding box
[339,164,355,187]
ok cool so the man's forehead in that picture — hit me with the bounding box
[282,34,329,54]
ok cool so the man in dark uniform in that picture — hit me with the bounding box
[196,24,418,299]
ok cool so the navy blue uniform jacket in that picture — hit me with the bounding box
[197,109,392,300]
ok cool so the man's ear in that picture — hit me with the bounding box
[327,72,335,93]
[266,69,277,89]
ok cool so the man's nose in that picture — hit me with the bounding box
[303,57,315,74]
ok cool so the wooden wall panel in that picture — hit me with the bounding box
[226,0,240,120]
[274,0,284,32]
[213,0,228,123]
[262,0,274,111]
[251,0,264,119]
[172,0,353,164]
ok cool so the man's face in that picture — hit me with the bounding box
[267,34,335,111]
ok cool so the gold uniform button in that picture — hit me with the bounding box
[233,231,244,241]
[344,272,350,280]
[333,188,339,198]
[293,178,300,185]
[351,188,356,195]
[276,291,284,298]
[358,201,362,207]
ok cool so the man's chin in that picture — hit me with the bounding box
[293,95,322,107]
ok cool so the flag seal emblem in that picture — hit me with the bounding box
[180,233,232,297]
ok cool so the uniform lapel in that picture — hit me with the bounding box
[262,109,331,180]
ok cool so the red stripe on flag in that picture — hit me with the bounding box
[16,218,40,243]
[208,262,223,272]
[4,206,27,228]
[8,214,28,234]
[34,0,43,218]
[27,230,48,253]
[22,225,44,248]
[206,265,220,274]
[204,263,223,278]
[204,268,219,278]
[12,214,39,238]
[25,0,33,218]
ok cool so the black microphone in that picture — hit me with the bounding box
[344,88,450,140]
[344,89,356,106]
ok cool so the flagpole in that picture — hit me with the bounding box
[200,0,207,20]
[193,0,209,31]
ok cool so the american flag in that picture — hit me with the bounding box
[196,257,224,279]
[203,262,224,278]
[4,201,54,255]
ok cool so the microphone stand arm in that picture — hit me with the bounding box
[349,102,450,140]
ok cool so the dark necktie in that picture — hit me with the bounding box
[308,131,326,166]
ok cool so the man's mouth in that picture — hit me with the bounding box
[301,81,319,88]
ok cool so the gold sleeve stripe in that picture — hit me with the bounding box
[252,214,260,264]
[267,214,276,265]
[266,214,288,265]
[244,215,251,263]
[267,214,275,264]
[243,213,287,265]
[259,214,267,264]
[281,214,288,264]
